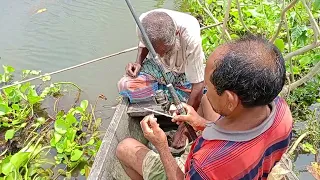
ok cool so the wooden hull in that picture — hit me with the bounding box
[88,97,177,179]
[88,98,147,180]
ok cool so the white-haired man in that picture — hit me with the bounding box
[117,9,205,112]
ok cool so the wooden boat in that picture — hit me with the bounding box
[87,97,178,180]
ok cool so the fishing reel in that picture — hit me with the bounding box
[153,89,172,113]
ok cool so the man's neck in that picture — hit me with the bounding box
[217,105,271,131]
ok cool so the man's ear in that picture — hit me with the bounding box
[225,90,239,112]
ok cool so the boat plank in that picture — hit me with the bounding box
[88,98,146,180]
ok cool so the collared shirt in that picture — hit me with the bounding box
[137,8,205,84]
[184,97,293,180]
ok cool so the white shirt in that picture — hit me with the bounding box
[137,9,205,84]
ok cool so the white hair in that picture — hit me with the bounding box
[138,11,177,47]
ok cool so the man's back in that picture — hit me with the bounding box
[185,97,293,180]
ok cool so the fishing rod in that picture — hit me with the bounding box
[124,0,197,141]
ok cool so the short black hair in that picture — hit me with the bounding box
[210,34,286,108]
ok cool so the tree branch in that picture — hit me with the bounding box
[235,0,251,34]
[197,0,221,34]
[284,41,320,61]
[288,132,309,156]
[200,22,223,30]
[302,0,320,41]
[221,0,232,41]
[281,59,320,95]
[270,0,299,43]
[196,0,231,40]
[283,1,294,82]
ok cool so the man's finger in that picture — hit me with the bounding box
[149,118,159,128]
[181,103,193,114]
[133,67,139,77]
[173,114,189,122]
[140,115,153,133]
[126,64,135,77]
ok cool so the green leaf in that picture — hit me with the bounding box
[314,0,320,11]
[12,104,20,111]
[20,83,31,93]
[80,100,89,111]
[292,66,301,74]
[54,118,68,134]
[274,39,285,52]
[54,132,62,144]
[5,129,15,141]
[3,65,15,74]
[56,140,66,153]
[66,128,77,142]
[80,168,85,175]
[70,149,83,161]
[1,156,15,175]
[0,103,11,116]
[299,56,311,66]
[10,152,30,169]
[27,89,43,105]
[301,142,317,154]
[87,138,95,145]
[66,114,77,126]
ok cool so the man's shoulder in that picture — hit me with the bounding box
[273,96,293,130]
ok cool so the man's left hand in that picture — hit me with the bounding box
[140,114,168,149]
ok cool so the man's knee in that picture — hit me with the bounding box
[116,138,135,159]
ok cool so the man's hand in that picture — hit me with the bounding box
[125,62,141,77]
[172,103,206,131]
[140,114,168,149]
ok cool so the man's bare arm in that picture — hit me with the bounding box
[157,144,185,180]
[136,46,149,64]
[187,82,204,114]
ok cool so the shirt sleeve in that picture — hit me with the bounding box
[184,35,205,84]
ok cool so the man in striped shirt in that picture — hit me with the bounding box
[116,35,293,180]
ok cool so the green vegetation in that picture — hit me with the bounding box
[0,66,103,179]
[180,0,320,177]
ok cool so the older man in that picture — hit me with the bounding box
[117,8,205,111]
[116,35,293,180]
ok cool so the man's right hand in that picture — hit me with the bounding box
[172,103,206,131]
[125,62,141,77]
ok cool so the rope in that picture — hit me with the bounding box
[0,23,222,91]
[0,47,138,90]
